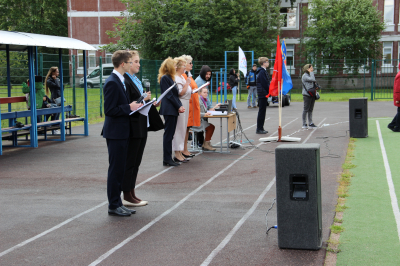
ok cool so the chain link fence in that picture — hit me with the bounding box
[1,52,397,126]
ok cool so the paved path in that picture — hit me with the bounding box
[0,101,394,265]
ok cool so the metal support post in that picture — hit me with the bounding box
[59,49,66,140]
[83,50,89,135]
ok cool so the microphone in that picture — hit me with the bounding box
[136,92,148,103]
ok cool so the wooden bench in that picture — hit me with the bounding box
[1,101,82,140]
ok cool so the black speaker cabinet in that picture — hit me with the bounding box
[349,98,368,138]
[275,144,322,250]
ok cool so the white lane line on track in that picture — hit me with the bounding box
[201,177,276,266]
[88,118,299,266]
[0,115,265,258]
[302,118,326,144]
[0,167,173,259]
[376,120,400,242]
[200,118,326,266]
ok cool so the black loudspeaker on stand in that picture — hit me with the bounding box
[349,98,368,138]
[275,144,322,250]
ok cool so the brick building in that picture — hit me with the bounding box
[68,0,400,75]
[280,0,400,74]
[67,0,126,73]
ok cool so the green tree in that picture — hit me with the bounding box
[0,0,68,53]
[103,0,282,61]
[302,0,385,72]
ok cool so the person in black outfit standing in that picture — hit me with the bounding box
[158,57,185,166]
[122,50,153,207]
[102,50,142,217]
[256,57,271,134]
[45,67,61,123]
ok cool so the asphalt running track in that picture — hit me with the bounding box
[0,101,394,265]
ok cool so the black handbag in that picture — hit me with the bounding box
[302,82,319,100]
[147,105,164,131]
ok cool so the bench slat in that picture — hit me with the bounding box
[0,97,26,104]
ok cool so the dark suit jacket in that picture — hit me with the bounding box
[159,75,182,116]
[102,72,131,139]
[124,73,148,138]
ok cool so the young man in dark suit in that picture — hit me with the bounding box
[256,57,271,134]
[102,50,142,217]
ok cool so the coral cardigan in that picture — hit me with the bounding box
[182,73,201,127]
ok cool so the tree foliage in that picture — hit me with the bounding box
[103,0,282,60]
[302,0,385,69]
[0,0,68,53]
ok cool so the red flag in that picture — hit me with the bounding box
[268,36,282,97]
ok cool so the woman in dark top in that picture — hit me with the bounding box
[228,68,240,110]
[45,66,61,121]
[45,66,61,102]
[158,57,185,166]
[121,50,152,207]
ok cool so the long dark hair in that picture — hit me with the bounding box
[45,66,58,95]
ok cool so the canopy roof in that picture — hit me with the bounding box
[0,30,97,51]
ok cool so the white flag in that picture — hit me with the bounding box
[238,46,247,77]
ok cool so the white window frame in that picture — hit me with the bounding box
[77,50,84,74]
[88,51,96,69]
[280,7,298,30]
[384,0,395,31]
[383,42,393,68]
[285,44,295,74]
[105,52,113,64]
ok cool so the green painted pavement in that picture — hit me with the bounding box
[337,118,400,265]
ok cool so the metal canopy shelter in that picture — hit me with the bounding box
[0,30,96,155]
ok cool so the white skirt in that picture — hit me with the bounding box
[172,99,190,151]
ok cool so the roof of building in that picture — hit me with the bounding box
[0,30,97,51]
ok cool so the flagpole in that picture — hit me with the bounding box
[278,80,282,141]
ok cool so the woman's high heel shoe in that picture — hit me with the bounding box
[182,153,195,158]
[174,157,188,163]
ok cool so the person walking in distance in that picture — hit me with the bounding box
[246,64,258,108]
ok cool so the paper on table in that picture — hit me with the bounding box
[155,83,176,104]
[207,110,227,116]
[192,82,210,94]
[130,100,155,115]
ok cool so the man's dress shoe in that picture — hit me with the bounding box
[256,130,268,134]
[120,205,136,214]
[108,207,131,216]
[163,159,180,166]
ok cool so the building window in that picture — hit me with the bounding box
[77,50,84,69]
[385,0,394,24]
[105,53,113,64]
[384,0,394,31]
[285,44,294,67]
[88,51,96,68]
[280,8,297,28]
[383,42,392,66]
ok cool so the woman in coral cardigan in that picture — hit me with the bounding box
[181,54,201,158]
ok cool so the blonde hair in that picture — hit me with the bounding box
[258,57,269,65]
[174,56,187,70]
[181,54,193,63]
[199,87,208,94]
[45,66,58,95]
[129,50,140,58]
[158,57,176,83]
